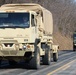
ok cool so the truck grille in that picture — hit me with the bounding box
[4,43,13,47]
[1,51,9,55]
[1,50,17,55]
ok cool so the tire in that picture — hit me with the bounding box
[9,60,17,65]
[73,48,75,51]
[42,46,51,65]
[53,53,58,62]
[73,47,76,51]
[0,60,2,67]
[29,46,40,69]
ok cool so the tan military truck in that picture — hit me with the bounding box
[0,3,59,69]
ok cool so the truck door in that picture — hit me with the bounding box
[31,14,37,40]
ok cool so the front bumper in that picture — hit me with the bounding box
[0,50,25,56]
[0,40,34,56]
[0,49,34,57]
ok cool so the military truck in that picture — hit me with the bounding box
[0,3,59,69]
[73,31,76,51]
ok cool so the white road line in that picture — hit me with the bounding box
[0,69,18,75]
[59,51,74,57]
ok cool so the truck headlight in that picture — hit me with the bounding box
[23,45,26,50]
[74,44,76,46]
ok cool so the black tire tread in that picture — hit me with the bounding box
[53,53,58,62]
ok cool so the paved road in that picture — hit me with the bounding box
[0,50,76,75]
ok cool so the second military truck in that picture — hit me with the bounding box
[73,31,76,51]
[0,3,59,69]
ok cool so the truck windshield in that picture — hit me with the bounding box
[0,13,30,28]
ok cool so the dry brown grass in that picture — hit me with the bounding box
[53,32,73,50]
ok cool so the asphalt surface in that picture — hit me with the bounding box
[0,50,76,75]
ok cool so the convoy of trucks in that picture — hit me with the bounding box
[0,3,59,69]
[73,31,76,51]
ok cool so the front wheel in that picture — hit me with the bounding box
[0,60,2,67]
[73,46,76,51]
[73,49,76,51]
[29,46,40,69]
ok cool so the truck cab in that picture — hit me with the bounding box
[0,11,38,55]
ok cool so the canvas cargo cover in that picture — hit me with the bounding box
[0,3,53,35]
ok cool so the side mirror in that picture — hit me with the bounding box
[35,20,37,26]
[35,15,42,27]
[34,15,38,26]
